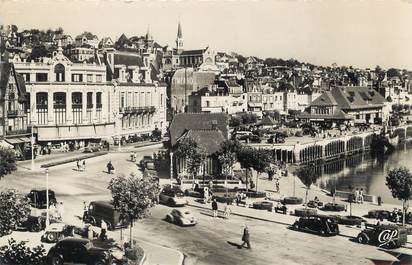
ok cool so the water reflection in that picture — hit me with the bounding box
[315,141,412,205]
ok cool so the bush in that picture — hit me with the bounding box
[0,148,17,179]
[0,190,31,237]
[283,197,303,205]
[323,203,346,212]
[212,194,235,204]
[244,191,266,198]
[0,238,46,265]
[125,244,145,265]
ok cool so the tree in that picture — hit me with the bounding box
[174,136,205,188]
[386,167,412,226]
[296,166,318,207]
[237,147,255,192]
[237,147,270,192]
[108,174,160,244]
[0,190,31,237]
[216,140,241,195]
[28,45,48,61]
[0,148,17,180]
[387,68,400,79]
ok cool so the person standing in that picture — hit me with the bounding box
[87,224,94,240]
[100,220,108,241]
[107,161,113,174]
[82,160,86,172]
[359,188,364,204]
[354,188,360,204]
[241,226,251,249]
[212,199,218,218]
[83,201,89,222]
[57,202,64,221]
[275,179,280,193]
[76,160,81,171]
[224,201,232,219]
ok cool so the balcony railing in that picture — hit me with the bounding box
[96,103,102,109]
[87,104,94,109]
[119,106,156,114]
[7,110,18,118]
[54,104,66,109]
[36,104,48,110]
[72,103,82,109]
[6,128,30,136]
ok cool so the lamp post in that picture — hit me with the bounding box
[170,152,174,185]
[31,123,35,171]
[45,168,50,227]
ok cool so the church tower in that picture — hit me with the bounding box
[176,21,184,54]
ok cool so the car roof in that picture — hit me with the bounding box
[90,201,114,209]
[60,237,90,244]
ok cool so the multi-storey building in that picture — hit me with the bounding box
[0,50,30,155]
[12,42,167,148]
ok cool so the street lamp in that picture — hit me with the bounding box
[31,122,35,171]
[45,168,50,227]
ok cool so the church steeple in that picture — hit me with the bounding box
[176,21,184,54]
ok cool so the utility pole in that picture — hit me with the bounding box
[45,168,50,227]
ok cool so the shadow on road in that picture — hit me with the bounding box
[227,241,243,249]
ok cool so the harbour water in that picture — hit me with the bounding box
[315,141,412,205]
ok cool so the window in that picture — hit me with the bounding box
[120,92,125,108]
[160,94,164,106]
[21,73,30,82]
[54,64,65,82]
[72,74,83,82]
[96,75,102,82]
[87,74,93,83]
[206,101,210,107]
[36,73,48,82]
[87,92,93,108]
[96,92,102,109]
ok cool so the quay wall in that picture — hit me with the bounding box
[253,125,412,165]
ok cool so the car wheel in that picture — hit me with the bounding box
[51,255,63,265]
[94,260,106,265]
[46,232,58,243]
[292,223,299,230]
[106,221,113,231]
[165,214,173,223]
[168,199,175,207]
[30,223,41,232]
[357,234,368,244]
[89,217,96,226]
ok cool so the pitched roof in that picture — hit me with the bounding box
[310,91,337,106]
[170,113,229,147]
[178,129,225,155]
[113,53,144,67]
[298,108,353,120]
[331,86,385,109]
[180,49,205,56]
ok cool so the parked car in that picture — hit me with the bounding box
[165,209,197,226]
[86,201,129,230]
[367,210,390,220]
[139,155,154,168]
[159,186,187,207]
[356,224,407,249]
[252,201,273,211]
[291,215,339,236]
[16,215,46,232]
[46,237,127,265]
[84,143,101,153]
[41,223,74,243]
[27,189,57,209]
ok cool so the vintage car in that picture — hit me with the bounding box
[165,209,197,226]
[41,223,74,243]
[27,189,57,209]
[159,186,187,207]
[86,201,129,230]
[292,215,339,236]
[46,237,127,265]
[17,215,46,232]
[356,224,407,249]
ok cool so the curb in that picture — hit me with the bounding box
[135,239,185,265]
[40,152,108,168]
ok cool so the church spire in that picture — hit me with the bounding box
[176,20,184,53]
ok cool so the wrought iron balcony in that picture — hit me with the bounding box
[7,110,18,118]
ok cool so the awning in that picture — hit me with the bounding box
[0,140,14,149]
[5,136,31,145]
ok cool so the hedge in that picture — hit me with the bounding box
[323,203,346,212]
[125,244,145,265]
[294,208,317,217]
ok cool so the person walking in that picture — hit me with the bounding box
[212,199,218,218]
[275,179,280,193]
[76,160,81,171]
[82,160,86,172]
[57,202,64,221]
[100,220,107,241]
[359,188,364,204]
[107,161,113,174]
[241,226,251,249]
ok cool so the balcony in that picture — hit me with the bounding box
[87,104,94,109]
[5,128,31,136]
[7,110,27,118]
[96,103,102,109]
[53,104,66,109]
[72,103,82,109]
[119,106,156,115]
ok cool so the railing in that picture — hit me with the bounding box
[7,110,18,118]
[72,103,83,109]
[119,106,156,114]
[36,104,48,109]
[96,103,102,109]
[87,104,93,109]
[6,128,30,136]
[53,104,66,109]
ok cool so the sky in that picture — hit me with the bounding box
[0,0,412,70]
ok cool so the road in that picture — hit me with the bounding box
[0,146,402,265]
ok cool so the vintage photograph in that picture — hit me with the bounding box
[0,0,412,264]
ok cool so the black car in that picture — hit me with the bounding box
[17,215,46,232]
[292,215,339,236]
[86,201,129,230]
[27,189,57,209]
[357,224,407,249]
[47,237,126,265]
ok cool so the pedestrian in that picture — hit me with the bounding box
[76,160,80,171]
[49,202,57,220]
[275,179,280,193]
[354,188,359,204]
[82,160,86,172]
[212,199,218,218]
[87,224,94,240]
[83,201,89,222]
[235,192,240,206]
[57,202,64,220]
[359,188,364,204]
[100,220,107,241]
[240,226,251,249]
[107,161,113,174]
[224,201,232,219]
[122,236,129,251]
